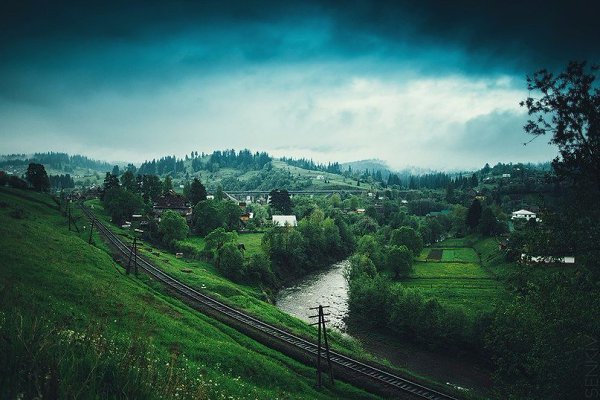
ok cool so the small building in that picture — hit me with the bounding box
[153,190,192,219]
[502,173,511,178]
[272,215,298,227]
[511,209,536,220]
[206,195,215,200]
[316,175,325,180]
[240,212,254,223]
[521,254,575,265]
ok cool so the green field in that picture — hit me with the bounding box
[403,237,507,316]
[0,188,376,399]
[237,232,266,257]
[411,262,490,279]
[441,248,480,263]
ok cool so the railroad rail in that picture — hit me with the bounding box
[80,204,460,400]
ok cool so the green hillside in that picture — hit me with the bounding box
[0,188,375,399]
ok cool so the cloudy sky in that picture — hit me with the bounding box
[1,0,598,170]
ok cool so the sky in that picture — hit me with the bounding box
[1,0,598,170]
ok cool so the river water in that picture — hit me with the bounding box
[275,259,350,332]
[275,259,493,395]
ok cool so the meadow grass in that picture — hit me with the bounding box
[0,188,376,399]
[237,232,265,257]
[440,248,479,263]
[411,262,491,279]
[404,235,510,317]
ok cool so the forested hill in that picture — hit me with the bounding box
[1,149,553,193]
[0,152,112,173]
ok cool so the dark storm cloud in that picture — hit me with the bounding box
[1,0,597,74]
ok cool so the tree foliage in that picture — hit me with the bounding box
[103,187,144,225]
[522,61,600,190]
[466,199,482,229]
[26,163,50,192]
[385,245,413,279]
[158,210,189,248]
[389,226,423,256]
[188,178,207,206]
[269,189,293,214]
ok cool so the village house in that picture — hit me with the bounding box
[272,215,298,227]
[511,209,536,220]
[153,190,192,220]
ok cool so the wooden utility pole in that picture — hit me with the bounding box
[88,217,95,244]
[126,236,137,275]
[309,305,334,387]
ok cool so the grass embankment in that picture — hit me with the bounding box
[0,188,375,399]
[403,236,511,317]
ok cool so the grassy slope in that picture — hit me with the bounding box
[0,188,375,399]
[83,198,463,392]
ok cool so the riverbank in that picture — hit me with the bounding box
[275,258,494,398]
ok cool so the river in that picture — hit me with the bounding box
[275,259,493,396]
[275,259,350,332]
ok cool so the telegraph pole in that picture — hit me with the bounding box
[309,305,334,387]
[88,217,95,244]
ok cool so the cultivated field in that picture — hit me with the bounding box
[403,237,505,316]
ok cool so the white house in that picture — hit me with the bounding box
[512,209,537,220]
[272,215,298,227]
[521,254,575,264]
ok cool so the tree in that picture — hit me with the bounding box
[356,234,384,267]
[262,225,307,275]
[214,184,224,201]
[389,226,423,256]
[385,245,413,279]
[204,227,237,253]
[141,174,162,203]
[120,170,136,192]
[26,163,50,192]
[269,189,292,214]
[0,171,8,187]
[111,165,120,176]
[216,201,242,231]
[478,207,498,236]
[466,199,482,230]
[158,210,189,248]
[102,187,144,225]
[470,173,478,188]
[192,200,223,236]
[162,175,173,194]
[245,253,275,285]
[521,62,600,190]
[217,242,244,280]
[445,182,455,203]
[345,254,377,282]
[330,193,342,208]
[103,172,120,193]
[188,177,207,206]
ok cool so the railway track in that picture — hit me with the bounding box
[80,205,461,400]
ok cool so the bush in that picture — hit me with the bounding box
[7,175,28,189]
[172,240,200,259]
[217,243,244,281]
[158,210,189,249]
[245,253,276,286]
